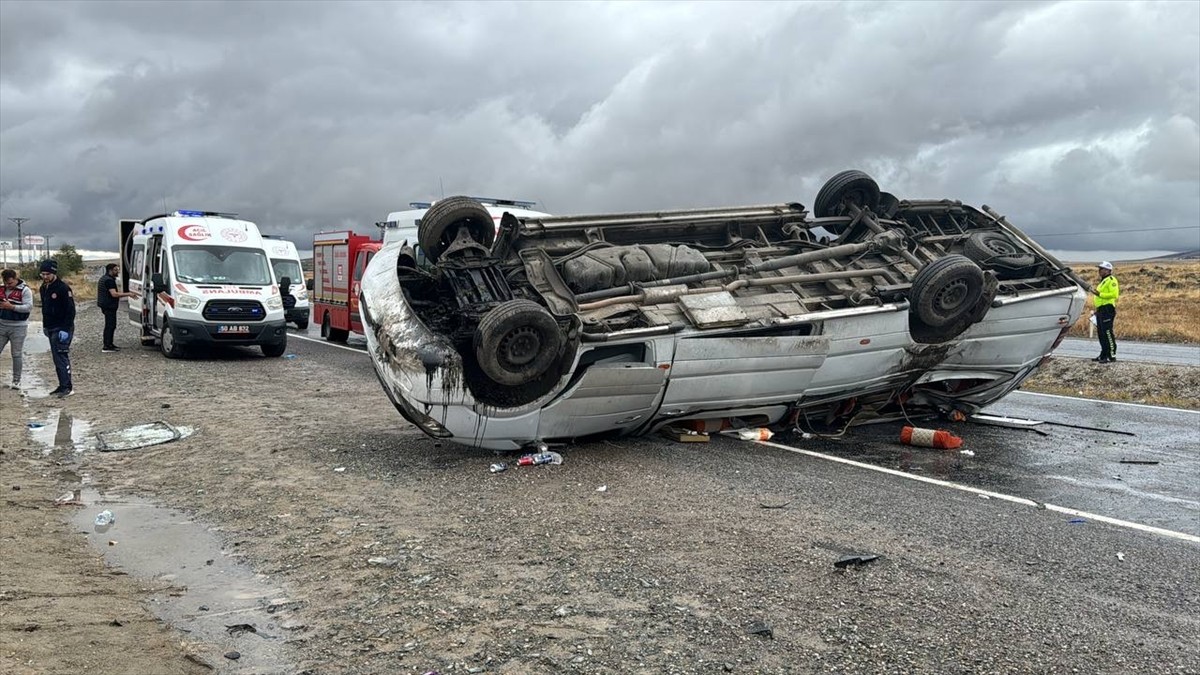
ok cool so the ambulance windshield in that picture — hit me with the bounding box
[173,246,272,286]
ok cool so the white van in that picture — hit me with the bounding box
[378,197,551,259]
[263,236,310,329]
[118,210,289,358]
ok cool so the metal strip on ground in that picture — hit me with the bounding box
[757,439,1200,544]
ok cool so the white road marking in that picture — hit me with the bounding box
[758,439,1200,544]
[287,331,366,354]
[1011,390,1200,414]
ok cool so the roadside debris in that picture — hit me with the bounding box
[96,421,195,452]
[333,466,346,472]
[899,426,962,450]
[367,557,398,568]
[596,485,608,492]
[489,462,508,473]
[1117,552,1126,562]
[745,621,774,639]
[224,651,241,660]
[725,428,774,442]
[516,451,563,467]
[665,428,710,443]
[225,623,258,637]
[959,449,976,457]
[54,489,83,506]
[1042,420,1137,437]
[26,422,45,429]
[93,510,116,528]
[834,553,881,569]
[968,413,1050,436]
[759,501,792,509]
[1119,459,1160,465]
[1068,518,1087,525]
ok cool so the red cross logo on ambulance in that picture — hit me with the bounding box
[221,227,248,243]
[178,224,211,241]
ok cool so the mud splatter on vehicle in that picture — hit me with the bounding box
[361,171,1089,450]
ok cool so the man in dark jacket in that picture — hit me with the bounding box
[39,259,76,397]
[97,263,133,352]
[1,268,34,389]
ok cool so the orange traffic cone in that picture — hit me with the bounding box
[900,426,963,450]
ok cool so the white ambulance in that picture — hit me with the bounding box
[118,210,289,358]
[263,236,310,329]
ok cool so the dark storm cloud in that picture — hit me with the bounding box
[1,0,1197,254]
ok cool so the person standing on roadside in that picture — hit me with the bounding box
[97,263,134,352]
[0,268,34,389]
[39,259,76,397]
[1093,261,1120,364]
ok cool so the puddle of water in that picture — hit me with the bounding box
[28,409,93,455]
[70,488,299,671]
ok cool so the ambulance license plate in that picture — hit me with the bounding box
[217,325,250,334]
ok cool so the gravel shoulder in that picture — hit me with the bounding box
[1020,356,1200,409]
[2,304,1198,674]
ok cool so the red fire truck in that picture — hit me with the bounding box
[311,230,382,341]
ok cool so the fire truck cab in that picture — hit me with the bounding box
[311,230,381,342]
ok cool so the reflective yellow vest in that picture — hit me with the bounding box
[1095,275,1119,308]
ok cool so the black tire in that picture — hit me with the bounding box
[295,319,309,331]
[262,341,287,357]
[160,319,184,359]
[813,170,881,218]
[877,191,900,218]
[963,231,1037,270]
[418,196,496,264]
[473,299,565,386]
[910,255,985,329]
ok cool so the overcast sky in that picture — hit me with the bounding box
[1,0,1198,255]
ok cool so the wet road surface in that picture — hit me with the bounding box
[1057,337,1200,366]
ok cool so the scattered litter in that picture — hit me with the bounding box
[1068,518,1087,525]
[979,494,991,500]
[96,421,195,452]
[723,428,774,441]
[899,426,962,449]
[93,510,116,528]
[107,540,117,547]
[759,501,791,509]
[109,619,124,627]
[745,621,774,639]
[488,462,507,474]
[1116,552,1126,562]
[554,605,572,617]
[333,467,346,473]
[800,432,816,440]
[11,485,19,491]
[367,557,397,568]
[958,449,975,457]
[160,403,171,409]
[834,553,880,569]
[284,354,298,359]
[26,422,45,429]
[596,485,608,492]
[225,623,257,638]
[54,489,83,506]
[1042,420,1136,437]
[516,451,563,467]
[224,651,241,660]
[665,426,710,442]
[1119,459,1159,465]
[199,605,209,611]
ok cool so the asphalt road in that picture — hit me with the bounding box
[1057,337,1200,366]
[286,325,1200,538]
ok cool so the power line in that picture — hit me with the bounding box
[1029,225,1200,238]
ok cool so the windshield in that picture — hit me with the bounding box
[172,246,272,285]
[271,259,303,285]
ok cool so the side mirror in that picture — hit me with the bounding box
[305,278,313,291]
[279,276,292,295]
[151,273,167,293]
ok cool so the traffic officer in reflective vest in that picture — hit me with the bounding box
[1093,261,1119,363]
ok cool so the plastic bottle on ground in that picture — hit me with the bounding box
[94,510,115,527]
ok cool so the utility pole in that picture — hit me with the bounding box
[7,217,29,266]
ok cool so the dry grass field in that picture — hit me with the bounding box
[1063,260,1200,344]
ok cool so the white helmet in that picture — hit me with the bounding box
[1098,261,1113,270]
